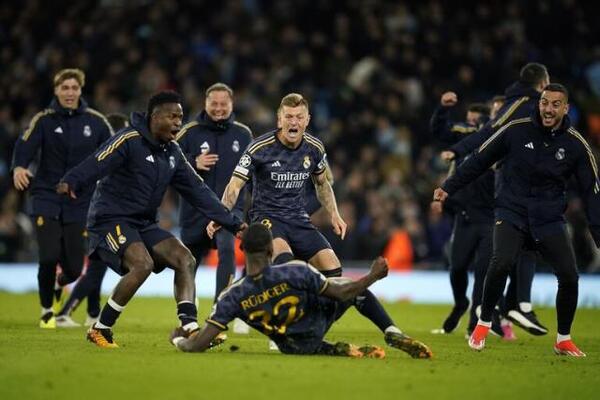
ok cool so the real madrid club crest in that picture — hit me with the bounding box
[200,141,210,154]
[169,155,176,169]
[555,148,565,160]
[118,235,127,245]
[232,140,240,153]
[83,125,92,137]
[303,155,311,169]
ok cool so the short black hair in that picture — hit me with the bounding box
[543,83,569,102]
[467,103,491,115]
[106,113,129,132]
[147,91,182,117]
[519,63,549,87]
[240,223,273,254]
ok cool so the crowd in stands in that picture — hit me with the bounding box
[2,0,600,271]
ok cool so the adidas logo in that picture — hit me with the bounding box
[271,160,281,167]
[145,155,155,163]
[525,142,534,149]
[54,126,63,134]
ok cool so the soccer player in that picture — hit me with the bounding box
[208,93,410,346]
[170,223,432,358]
[11,68,113,328]
[57,91,246,348]
[440,64,552,336]
[55,113,129,327]
[434,84,600,356]
[430,92,495,335]
[176,83,252,304]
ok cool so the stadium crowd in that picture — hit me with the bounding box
[1,0,600,271]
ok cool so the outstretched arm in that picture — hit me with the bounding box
[58,132,133,197]
[321,257,388,301]
[206,175,248,238]
[437,121,511,199]
[171,323,222,353]
[171,145,244,234]
[222,175,247,211]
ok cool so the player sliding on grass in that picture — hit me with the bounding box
[171,223,433,358]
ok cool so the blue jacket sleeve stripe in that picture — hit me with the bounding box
[480,117,530,152]
[568,127,600,193]
[492,96,529,128]
[450,125,477,134]
[233,121,253,136]
[175,121,198,141]
[22,109,54,141]
[97,132,139,161]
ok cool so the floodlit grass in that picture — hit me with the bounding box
[1,292,599,400]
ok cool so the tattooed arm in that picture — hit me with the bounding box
[313,172,347,239]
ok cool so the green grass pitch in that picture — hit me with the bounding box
[1,292,599,400]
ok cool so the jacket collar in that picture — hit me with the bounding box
[196,110,234,132]
[129,111,164,149]
[504,81,541,101]
[531,108,572,135]
[49,97,88,116]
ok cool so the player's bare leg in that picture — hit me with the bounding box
[152,238,201,335]
[88,242,153,348]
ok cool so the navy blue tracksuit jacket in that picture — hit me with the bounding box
[450,81,541,159]
[176,111,252,240]
[442,112,600,246]
[11,98,113,222]
[430,106,494,223]
[61,112,243,234]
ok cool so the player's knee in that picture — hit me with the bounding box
[557,270,579,289]
[128,253,154,276]
[489,253,513,275]
[173,249,196,273]
[58,270,80,285]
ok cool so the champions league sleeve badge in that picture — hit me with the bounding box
[239,154,251,167]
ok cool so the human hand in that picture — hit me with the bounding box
[195,153,219,171]
[206,221,221,239]
[56,182,77,199]
[13,167,33,191]
[369,256,389,280]
[235,222,248,238]
[440,150,456,162]
[440,91,458,107]
[433,188,449,203]
[331,213,347,240]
